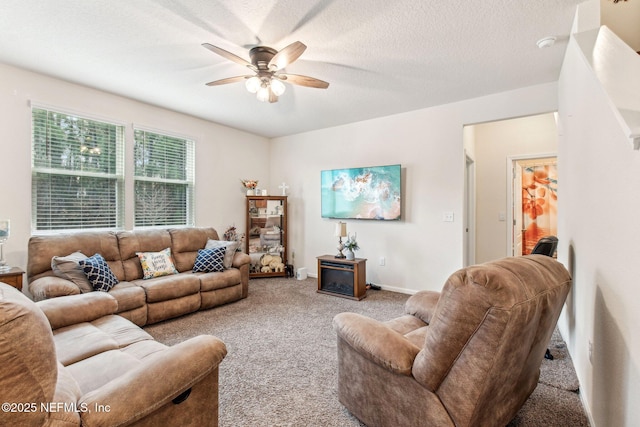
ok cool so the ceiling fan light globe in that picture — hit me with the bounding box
[271,79,286,96]
[245,76,262,93]
[257,86,270,102]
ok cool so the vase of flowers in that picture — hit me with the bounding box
[344,233,359,260]
[242,179,258,195]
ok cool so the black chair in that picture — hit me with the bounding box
[531,235,559,360]
[531,236,558,258]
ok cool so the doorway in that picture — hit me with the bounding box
[463,112,558,264]
[507,155,558,256]
[464,151,476,266]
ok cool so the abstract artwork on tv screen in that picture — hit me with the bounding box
[321,164,401,220]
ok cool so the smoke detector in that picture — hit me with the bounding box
[536,36,556,49]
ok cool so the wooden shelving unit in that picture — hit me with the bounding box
[245,196,287,278]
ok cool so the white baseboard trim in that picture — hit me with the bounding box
[579,388,595,427]
[376,284,417,295]
[306,274,417,295]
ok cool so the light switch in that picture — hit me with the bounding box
[498,211,506,221]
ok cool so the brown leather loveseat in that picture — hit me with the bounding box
[0,282,226,427]
[27,227,250,326]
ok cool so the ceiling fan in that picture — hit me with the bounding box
[202,41,329,103]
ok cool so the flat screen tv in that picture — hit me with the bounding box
[321,164,401,220]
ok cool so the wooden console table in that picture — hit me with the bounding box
[317,255,367,300]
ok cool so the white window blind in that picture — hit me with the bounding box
[133,129,195,228]
[31,107,125,232]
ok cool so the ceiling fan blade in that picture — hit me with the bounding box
[202,43,254,70]
[268,41,307,71]
[205,76,249,86]
[278,73,329,89]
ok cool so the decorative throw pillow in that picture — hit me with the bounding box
[78,253,119,292]
[136,247,178,279]
[205,239,240,269]
[193,247,225,273]
[51,251,93,293]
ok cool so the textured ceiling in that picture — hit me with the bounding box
[0,0,584,138]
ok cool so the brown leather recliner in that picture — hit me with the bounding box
[333,255,571,427]
[0,283,227,427]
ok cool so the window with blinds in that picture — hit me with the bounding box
[133,129,195,228]
[31,107,125,232]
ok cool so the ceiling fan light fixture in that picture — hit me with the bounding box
[245,76,262,93]
[203,41,329,103]
[271,78,286,96]
[257,85,271,102]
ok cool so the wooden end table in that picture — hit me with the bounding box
[0,267,25,291]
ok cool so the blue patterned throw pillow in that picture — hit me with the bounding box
[79,253,119,292]
[193,247,225,273]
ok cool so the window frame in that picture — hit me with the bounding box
[31,105,125,234]
[132,126,196,229]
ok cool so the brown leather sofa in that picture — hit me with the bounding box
[333,255,571,427]
[27,227,250,326]
[0,282,226,427]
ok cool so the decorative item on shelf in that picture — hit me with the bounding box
[334,221,347,258]
[279,182,289,196]
[261,189,268,196]
[343,232,359,261]
[0,219,10,272]
[241,179,258,195]
[259,253,285,273]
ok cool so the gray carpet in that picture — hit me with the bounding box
[145,278,589,426]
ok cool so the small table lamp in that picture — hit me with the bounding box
[335,221,347,258]
[0,219,10,272]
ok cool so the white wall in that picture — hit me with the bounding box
[601,0,640,51]
[0,63,269,280]
[270,83,559,293]
[557,31,640,427]
[472,113,558,263]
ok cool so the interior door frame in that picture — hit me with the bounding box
[463,150,476,267]
[506,152,557,256]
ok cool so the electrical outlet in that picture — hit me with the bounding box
[443,212,454,222]
[379,256,385,266]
